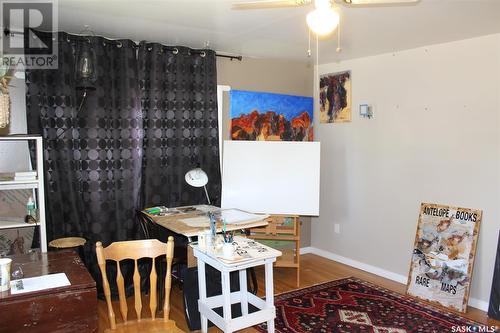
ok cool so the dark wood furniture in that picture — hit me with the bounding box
[0,250,97,332]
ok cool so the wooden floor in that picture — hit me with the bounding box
[98,253,500,332]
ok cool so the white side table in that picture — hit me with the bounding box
[191,236,282,333]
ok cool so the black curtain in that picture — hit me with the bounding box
[139,43,221,208]
[25,32,221,283]
[26,33,142,283]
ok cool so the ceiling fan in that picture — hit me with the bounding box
[232,0,419,36]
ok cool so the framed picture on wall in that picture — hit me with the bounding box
[319,70,351,123]
[406,203,482,313]
[229,90,313,141]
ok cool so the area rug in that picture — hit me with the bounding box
[255,277,493,333]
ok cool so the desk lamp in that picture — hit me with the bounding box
[185,168,211,205]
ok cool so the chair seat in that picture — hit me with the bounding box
[104,319,184,333]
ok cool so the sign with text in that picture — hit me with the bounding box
[406,203,482,313]
[0,0,58,69]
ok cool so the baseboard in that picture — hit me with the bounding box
[308,246,489,312]
[300,246,314,255]
[467,298,489,312]
[310,247,407,284]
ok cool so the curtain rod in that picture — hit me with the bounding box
[216,54,242,61]
[4,28,243,61]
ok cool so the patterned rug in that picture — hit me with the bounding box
[255,277,493,333]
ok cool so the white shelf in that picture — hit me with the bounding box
[0,134,42,141]
[0,179,39,190]
[0,136,47,252]
[0,218,36,229]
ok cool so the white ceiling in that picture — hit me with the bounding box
[58,0,500,63]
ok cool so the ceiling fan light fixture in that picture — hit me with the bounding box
[345,0,418,4]
[306,6,339,36]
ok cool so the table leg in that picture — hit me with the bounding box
[197,258,208,333]
[187,246,197,267]
[239,269,248,315]
[222,270,232,333]
[265,261,275,333]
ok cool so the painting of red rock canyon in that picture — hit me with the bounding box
[230,90,314,141]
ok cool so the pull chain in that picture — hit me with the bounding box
[316,34,319,69]
[336,15,342,53]
[307,29,312,57]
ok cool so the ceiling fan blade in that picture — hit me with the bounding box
[232,0,311,10]
[342,0,418,4]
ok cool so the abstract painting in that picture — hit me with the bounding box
[319,71,351,123]
[230,90,313,141]
[406,203,482,313]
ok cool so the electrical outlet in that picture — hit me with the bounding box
[334,224,340,234]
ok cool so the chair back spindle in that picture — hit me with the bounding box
[96,236,180,331]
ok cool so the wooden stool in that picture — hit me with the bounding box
[49,237,87,264]
[49,237,86,249]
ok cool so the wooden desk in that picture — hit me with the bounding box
[0,250,97,332]
[142,205,269,267]
[143,205,269,238]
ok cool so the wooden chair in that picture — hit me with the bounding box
[96,236,184,332]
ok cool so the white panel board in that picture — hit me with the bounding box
[221,140,320,216]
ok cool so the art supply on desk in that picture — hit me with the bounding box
[222,219,234,243]
[145,206,162,215]
[145,206,180,217]
[204,229,213,249]
[208,212,217,239]
[222,242,235,259]
[177,206,196,212]
[9,272,71,294]
[0,258,12,291]
[197,231,206,248]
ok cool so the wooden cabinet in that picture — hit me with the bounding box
[248,215,301,286]
[0,250,97,332]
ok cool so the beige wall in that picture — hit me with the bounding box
[217,56,314,247]
[0,72,31,172]
[313,33,500,309]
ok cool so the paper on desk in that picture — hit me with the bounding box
[221,209,268,225]
[179,216,210,227]
[10,273,71,294]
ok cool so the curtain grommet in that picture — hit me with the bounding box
[117,41,123,48]
[147,46,152,52]
[200,51,206,58]
[173,48,179,55]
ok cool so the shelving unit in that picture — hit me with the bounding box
[0,135,47,252]
[248,215,301,287]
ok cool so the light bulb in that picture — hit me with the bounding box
[306,7,339,36]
